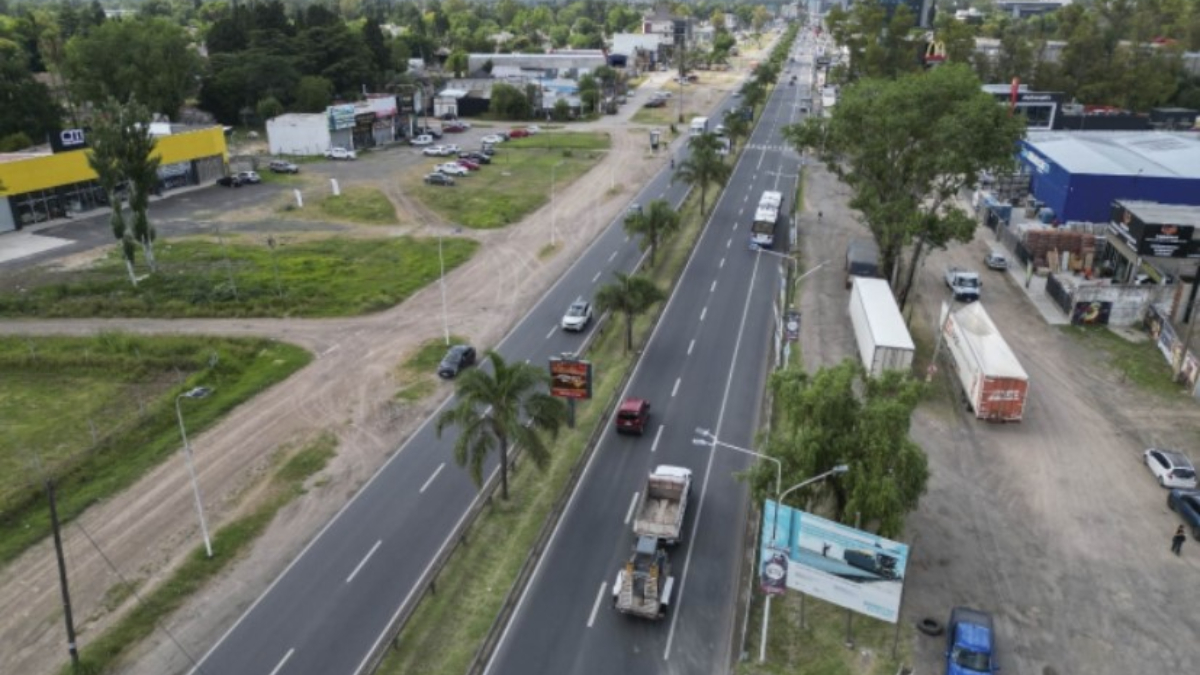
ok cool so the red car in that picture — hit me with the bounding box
[456,158,481,170]
[508,128,531,139]
[444,122,469,133]
[615,397,650,435]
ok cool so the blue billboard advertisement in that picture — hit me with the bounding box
[759,500,909,623]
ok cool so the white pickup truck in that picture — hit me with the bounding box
[944,267,982,302]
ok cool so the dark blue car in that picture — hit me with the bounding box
[1168,489,1200,540]
[946,607,998,674]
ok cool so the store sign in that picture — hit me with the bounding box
[49,128,88,153]
[328,104,357,131]
[1110,202,1200,258]
[1020,147,1050,174]
[353,112,376,134]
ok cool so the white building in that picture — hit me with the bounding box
[266,114,331,157]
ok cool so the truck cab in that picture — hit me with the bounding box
[945,607,998,674]
[612,535,674,620]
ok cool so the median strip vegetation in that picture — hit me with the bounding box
[0,333,312,566]
[64,432,338,675]
[0,235,478,318]
[377,180,709,675]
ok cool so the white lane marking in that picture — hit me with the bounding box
[625,235,631,242]
[651,425,664,453]
[726,238,732,248]
[546,327,557,339]
[625,492,640,524]
[710,280,717,293]
[346,540,382,584]
[420,463,445,493]
[671,378,681,397]
[592,271,602,283]
[732,221,738,230]
[588,582,608,628]
[720,257,726,268]
[700,307,707,321]
[321,343,341,357]
[687,339,695,355]
[267,649,295,675]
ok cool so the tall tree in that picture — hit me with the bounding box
[825,0,921,82]
[594,272,664,354]
[762,360,928,537]
[0,39,61,143]
[623,199,681,267]
[784,65,1025,308]
[119,99,162,272]
[721,107,751,151]
[673,132,732,216]
[435,350,568,500]
[86,100,138,286]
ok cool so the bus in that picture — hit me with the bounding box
[750,190,783,249]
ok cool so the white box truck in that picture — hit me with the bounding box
[848,277,915,376]
[689,116,709,136]
[940,302,1029,422]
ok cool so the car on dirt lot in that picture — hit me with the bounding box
[444,122,470,133]
[423,145,453,157]
[1144,448,1198,488]
[268,160,299,174]
[644,97,666,109]
[561,298,593,331]
[615,397,650,435]
[324,147,357,160]
[411,134,434,146]
[443,144,461,154]
[215,175,244,187]
[456,158,481,170]
[481,134,506,144]
[459,151,491,164]
[1167,489,1200,539]
[945,607,998,675]
[235,170,261,184]
[424,173,455,186]
[508,128,531,139]
[436,163,468,177]
[525,125,541,134]
[438,344,477,378]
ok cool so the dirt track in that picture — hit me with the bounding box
[0,73,741,675]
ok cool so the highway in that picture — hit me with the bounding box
[186,85,751,675]
[484,41,809,675]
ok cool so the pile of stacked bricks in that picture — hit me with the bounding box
[1024,229,1098,272]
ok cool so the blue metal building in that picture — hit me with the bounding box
[1017,131,1200,224]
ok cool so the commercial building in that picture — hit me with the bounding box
[0,125,228,233]
[266,95,408,157]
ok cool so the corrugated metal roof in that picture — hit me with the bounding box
[1117,200,1200,227]
[1026,131,1200,178]
[950,303,1028,380]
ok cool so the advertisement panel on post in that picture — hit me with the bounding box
[759,500,909,623]
[328,104,357,131]
[548,357,593,399]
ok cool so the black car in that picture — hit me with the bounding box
[216,175,244,188]
[424,173,456,186]
[268,160,300,174]
[1168,489,1200,539]
[459,151,491,164]
[438,345,477,378]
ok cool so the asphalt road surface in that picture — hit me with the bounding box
[184,103,752,675]
[484,52,809,675]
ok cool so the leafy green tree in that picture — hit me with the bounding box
[491,82,531,119]
[62,17,201,118]
[751,6,771,33]
[784,65,1025,308]
[435,350,568,500]
[760,360,928,537]
[673,132,732,216]
[0,39,61,142]
[294,75,334,112]
[623,199,681,267]
[446,48,469,77]
[86,99,138,285]
[721,107,751,150]
[256,96,285,122]
[363,16,390,73]
[120,98,161,272]
[552,98,571,121]
[594,272,665,354]
[578,72,600,114]
[825,0,921,82]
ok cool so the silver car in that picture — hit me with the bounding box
[561,299,593,332]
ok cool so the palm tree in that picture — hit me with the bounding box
[721,108,751,151]
[623,198,681,267]
[674,133,732,216]
[436,350,568,500]
[595,272,665,353]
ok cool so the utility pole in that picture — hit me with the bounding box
[47,480,80,669]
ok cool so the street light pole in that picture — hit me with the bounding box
[176,387,214,558]
[692,428,780,496]
[551,160,566,247]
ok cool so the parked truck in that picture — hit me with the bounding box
[612,535,674,620]
[689,116,709,136]
[848,278,915,376]
[845,239,881,289]
[941,302,1029,422]
[632,465,692,545]
[944,267,982,302]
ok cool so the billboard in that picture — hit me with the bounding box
[759,500,909,623]
[548,357,593,399]
[1109,202,1200,258]
[328,104,357,131]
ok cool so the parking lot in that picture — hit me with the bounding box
[800,163,1200,674]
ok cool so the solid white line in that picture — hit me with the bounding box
[651,425,664,453]
[700,307,707,321]
[592,271,602,283]
[687,339,695,355]
[420,463,445,494]
[587,582,608,628]
[267,648,295,675]
[609,250,618,262]
[671,378,681,397]
[710,280,717,293]
[321,343,341,357]
[546,327,557,339]
[625,492,640,524]
[346,540,382,584]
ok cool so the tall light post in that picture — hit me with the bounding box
[176,386,214,558]
[693,428,780,496]
[550,159,566,247]
[438,232,450,345]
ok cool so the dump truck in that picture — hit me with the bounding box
[632,465,692,545]
[849,277,915,376]
[941,302,1029,422]
[612,535,675,620]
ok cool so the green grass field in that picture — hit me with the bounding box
[0,235,478,318]
[0,333,312,566]
[406,132,610,229]
[316,187,399,225]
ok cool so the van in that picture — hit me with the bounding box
[615,397,651,435]
[689,116,708,136]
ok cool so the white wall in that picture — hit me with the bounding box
[267,115,332,157]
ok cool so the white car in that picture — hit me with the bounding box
[411,134,434,146]
[525,125,541,134]
[423,145,451,157]
[561,299,593,331]
[1145,448,1198,489]
[481,134,506,144]
[443,144,461,154]
[324,147,357,160]
[437,163,468,176]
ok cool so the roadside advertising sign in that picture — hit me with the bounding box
[760,500,909,623]
[549,357,593,399]
[328,104,357,131]
[784,310,801,342]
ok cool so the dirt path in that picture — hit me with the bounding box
[0,78,738,675]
